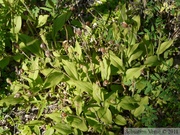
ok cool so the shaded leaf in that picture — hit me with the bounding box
[53,11,72,37]
[0,57,10,69]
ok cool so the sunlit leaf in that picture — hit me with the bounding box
[114,115,127,125]
[67,80,93,94]
[132,15,141,31]
[66,116,88,131]
[109,51,124,73]
[45,112,61,123]
[100,57,111,80]
[26,120,45,126]
[37,15,49,27]
[74,95,83,115]
[97,108,112,124]
[93,83,104,104]
[124,66,145,82]
[53,123,72,134]
[11,16,22,33]
[62,59,79,80]
[128,50,143,64]
[0,95,23,106]
[156,40,174,55]
[144,55,159,66]
[44,128,54,135]
[43,70,65,89]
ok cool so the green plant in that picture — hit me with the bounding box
[0,0,180,134]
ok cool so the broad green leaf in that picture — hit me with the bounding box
[128,50,143,64]
[44,128,54,135]
[121,4,127,21]
[62,59,79,80]
[114,115,127,125]
[66,116,88,131]
[26,120,45,126]
[109,51,124,73]
[86,116,102,132]
[21,126,32,135]
[33,125,40,135]
[118,96,139,110]
[136,79,147,92]
[29,57,39,80]
[100,57,111,80]
[140,96,149,105]
[41,68,54,76]
[119,102,139,110]
[93,83,104,104]
[19,34,43,56]
[53,11,72,37]
[156,40,174,55]
[53,123,72,134]
[144,55,159,66]
[45,112,61,123]
[67,80,93,94]
[132,105,145,117]
[43,70,65,89]
[0,57,10,69]
[37,100,47,118]
[74,95,83,115]
[160,58,174,71]
[40,29,48,45]
[11,16,22,33]
[127,43,139,58]
[132,15,141,31]
[132,96,149,117]
[74,40,82,60]
[97,108,112,124]
[0,95,23,106]
[37,15,49,27]
[124,66,145,82]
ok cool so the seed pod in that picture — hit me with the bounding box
[103,80,109,86]
[121,22,128,28]
[70,6,75,11]
[40,43,46,49]
[85,21,90,26]
[45,50,51,57]
[75,28,82,36]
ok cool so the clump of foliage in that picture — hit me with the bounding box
[0,0,180,134]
